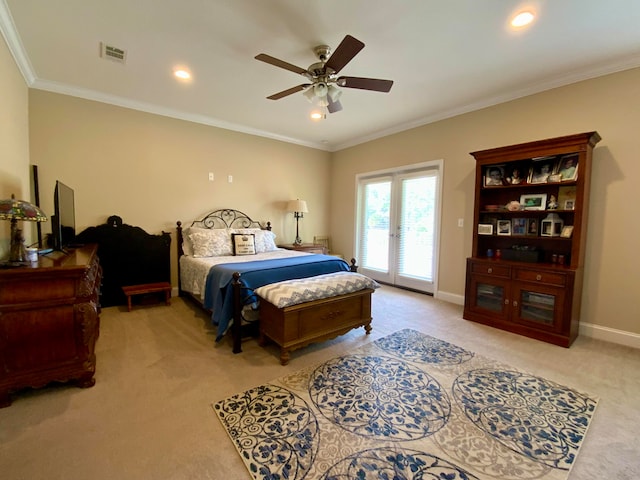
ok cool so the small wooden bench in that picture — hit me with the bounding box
[122,282,172,311]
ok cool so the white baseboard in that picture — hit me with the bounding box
[579,322,640,349]
[438,290,639,350]
[435,290,465,305]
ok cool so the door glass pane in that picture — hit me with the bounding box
[360,180,391,272]
[520,291,555,324]
[398,175,436,282]
[476,282,504,312]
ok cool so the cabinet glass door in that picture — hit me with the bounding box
[468,275,510,318]
[513,283,565,332]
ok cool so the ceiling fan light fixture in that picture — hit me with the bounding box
[316,96,329,108]
[328,84,342,102]
[303,86,316,103]
[314,82,328,97]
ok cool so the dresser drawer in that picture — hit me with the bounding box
[515,269,566,286]
[471,262,510,278]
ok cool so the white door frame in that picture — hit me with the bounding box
[354,160,443,295]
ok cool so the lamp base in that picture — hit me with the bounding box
[293,237,303,245]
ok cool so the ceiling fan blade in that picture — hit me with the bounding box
[266,84,311,100]
[337,76,393,92]
[327,96,343,113]
[324,35,365,74]
[255,54,308,75]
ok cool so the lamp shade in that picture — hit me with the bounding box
[0,194,47,222]
[287,199,308,213]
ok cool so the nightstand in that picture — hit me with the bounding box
[278,243,327,254]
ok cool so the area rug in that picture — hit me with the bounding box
[213,329,598,480]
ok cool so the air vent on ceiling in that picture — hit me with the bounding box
[100,42,127,64]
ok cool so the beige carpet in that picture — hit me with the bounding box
[0,285,639,479]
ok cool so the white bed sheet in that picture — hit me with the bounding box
[179,248,313,301]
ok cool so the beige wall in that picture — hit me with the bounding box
[0,34,30,257]
[28,91,331,286]
[331,67,640,338]
[10,51,640,341]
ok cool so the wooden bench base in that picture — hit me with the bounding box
[258,288,373,365]
[122,282,172,312]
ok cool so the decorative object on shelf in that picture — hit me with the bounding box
[564,200,575,210]
[286,199,308,245]
[0,194,48,265]
[526,218,538,236]
[477,224,493,235]
[520,193,547,211]
[541,213,564,237]
[547,195,558,209]
[506,200,521,211]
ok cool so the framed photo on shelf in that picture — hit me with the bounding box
[512,218,527,235]
[526,218,538,236]
[478,224,494,235]
[484,165,506,187]
[557,153,579,181]
[564,199,575,210]
[561,226,574,238]
[520,193,547,211]
[528,156,556,184]
[497,220,512,236]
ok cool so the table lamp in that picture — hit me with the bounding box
[286,199,308,245]
[0,194,48,265]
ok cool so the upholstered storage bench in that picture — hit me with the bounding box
[255,272,378,365]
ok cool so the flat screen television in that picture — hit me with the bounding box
[51,181,76,251]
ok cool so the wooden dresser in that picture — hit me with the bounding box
[278,243,328,254]
[0,244,102,407]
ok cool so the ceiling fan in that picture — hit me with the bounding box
[255,34,393,113]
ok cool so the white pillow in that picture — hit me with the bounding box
[189,229,234,257]
[232,228,277,253]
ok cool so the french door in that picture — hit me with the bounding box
[356,162,441,294]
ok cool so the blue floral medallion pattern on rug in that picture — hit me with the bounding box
[214,384,319,479]
[321,447,480,480]
[452,368,598,470]
[374,328,475,365]
[213,329,599,480]
[309,354,450,440]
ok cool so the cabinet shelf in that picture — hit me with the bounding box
[464,132,601,347]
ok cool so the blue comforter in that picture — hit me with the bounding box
[203,254,350,340]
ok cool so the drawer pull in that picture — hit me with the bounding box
[487,268,493,274]
[504,299,509,305]
[513,301,518,307]
[536,274,542,281]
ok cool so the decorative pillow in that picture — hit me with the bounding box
[181,226,195,256]
[232,228,277,253]
[232,233,256,256]
[189,229,234,257]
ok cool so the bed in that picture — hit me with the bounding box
[177,209,373,355]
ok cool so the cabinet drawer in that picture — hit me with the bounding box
[515,269,566,286]
[471,263,510,278]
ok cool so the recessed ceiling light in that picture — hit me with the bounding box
[174,69,191,80]
[511,11,535,28]
[310,111,325,121]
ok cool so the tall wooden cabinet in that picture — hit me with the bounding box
[0,244,102,407]
[464,132,600,347]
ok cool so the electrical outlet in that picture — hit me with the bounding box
[208,172,214,181]
[458,218,464,227]
[228,175,233,183]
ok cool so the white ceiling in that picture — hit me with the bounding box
[2,0,640,151]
